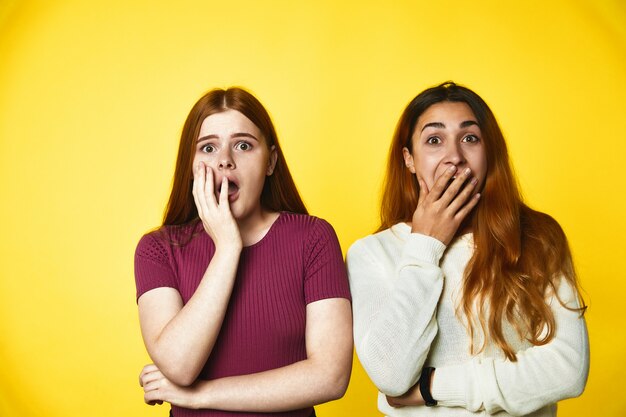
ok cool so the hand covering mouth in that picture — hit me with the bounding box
[444,176,455,190]
[444,175,467,193]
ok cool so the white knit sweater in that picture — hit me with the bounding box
[346,223,589,416]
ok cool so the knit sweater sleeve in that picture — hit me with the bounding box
[347,231,446,396]
[432,278,589,416]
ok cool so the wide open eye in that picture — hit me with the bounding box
[426,136,441,145]
[235,141,252,151]
[462,134,480,143]
[200,144,216,153]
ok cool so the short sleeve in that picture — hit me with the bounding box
[134,231,178,301]
[303,218,351,304]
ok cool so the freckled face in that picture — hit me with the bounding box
[403,101,487,192]
[193,109,277,221]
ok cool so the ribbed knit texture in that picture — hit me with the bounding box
[134,212,350,417]
[347,223,589,417]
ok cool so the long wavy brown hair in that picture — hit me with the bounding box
[380,81,586,361]
[163,87,307,229]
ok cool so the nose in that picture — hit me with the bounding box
[445,141,465,167]
[217,149,236,170]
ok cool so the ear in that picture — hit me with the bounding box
[402,147,416,174]
[266,145,278,176]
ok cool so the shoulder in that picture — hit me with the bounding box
[347,223,408,262]
[277,212,339,241]
[521,205,564,233]
[135,228,168,262]
[520,205,569,251]
[278,211,333,229]
[135,221,201,260]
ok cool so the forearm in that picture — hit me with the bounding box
[188,358,351,412]
[431,282,589,415]
[141,298,353,411]
[141,247,241,385]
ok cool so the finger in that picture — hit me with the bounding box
[204,165,217,208]
[429,165,458,201]
[454,192,481,221]
[417,178,429,206]
[139,364,158,387]
[219,176,230,207]
[144,381,166,405]
[140,370,163,389]
[145,391,163,406]
[450,176,478,210]
[439,167,472,206]
[141,363,158,373]
[385,396,405,408]
[445,174,478,212]
[192,162,208,217]
[143,378,162,393]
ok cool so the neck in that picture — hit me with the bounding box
[237,208,280,247]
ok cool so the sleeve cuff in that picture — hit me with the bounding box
[400,233,446,267]
[431,362,482,412]
[431,363,468,408]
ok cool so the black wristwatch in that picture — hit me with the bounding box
[419,366,438,407]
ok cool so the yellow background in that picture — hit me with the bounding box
[1,0,624,416]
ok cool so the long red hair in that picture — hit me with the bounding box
[380,81,586,361]
[163,87,307,229]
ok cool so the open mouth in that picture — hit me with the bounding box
[227,182,239,196]
[215,178,240,201]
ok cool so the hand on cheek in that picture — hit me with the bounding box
[192,162,242,250]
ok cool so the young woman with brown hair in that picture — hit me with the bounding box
[135,87,352,417]
[347,81,588,416]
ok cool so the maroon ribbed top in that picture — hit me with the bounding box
[134,212,351,417]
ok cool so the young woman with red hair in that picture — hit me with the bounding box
[135,87,352,417]
[347,82,588,416]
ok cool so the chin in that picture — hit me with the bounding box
[229,204,252,222]
[230,207,245,220]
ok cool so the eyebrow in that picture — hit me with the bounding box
[197,132,260,142]
[421,120,479,132]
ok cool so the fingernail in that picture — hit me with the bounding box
[449,166,456,172]
[464,168,471,175]
[471,177,478,184]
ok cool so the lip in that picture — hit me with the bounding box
[226,187,239,203]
